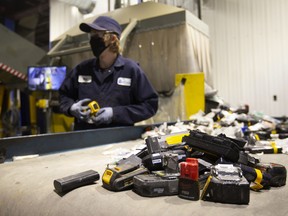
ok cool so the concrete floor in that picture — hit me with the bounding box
[0,139,287,216]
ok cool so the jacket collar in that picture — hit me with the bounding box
[113,55,125,68]
[93,54,124,70]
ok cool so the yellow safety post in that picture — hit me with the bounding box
[29,95,38,134]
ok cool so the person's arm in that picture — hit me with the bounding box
[59,68,79,117]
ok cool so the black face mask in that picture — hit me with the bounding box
[89,36,108,58]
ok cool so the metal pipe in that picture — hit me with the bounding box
[120,18,138,50]
[47,45,91,58]
[47,35,69,56]
[197,0,202,20]
[48,18,138,58]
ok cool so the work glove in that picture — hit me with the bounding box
[69,98,91,121]
[91,107,113,125]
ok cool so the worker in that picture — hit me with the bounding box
[59,16,158,130]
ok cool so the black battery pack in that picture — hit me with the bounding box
[255,162,287,187]
[178,158,200,200]
[53,170,100,193]
[102,154,149,191]
[201,164,250,205]
[245,146,283,154]
[146,136,161,154]
[103,166,149,191]
[133,174,178,197]
[142,150,186,171]
[178,178,199,200]
[182,130,244,162]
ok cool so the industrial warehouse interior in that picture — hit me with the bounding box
[0,0,287,216]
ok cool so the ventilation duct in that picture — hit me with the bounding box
[58,0,96,14]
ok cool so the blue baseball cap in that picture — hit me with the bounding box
[79,16,122,37]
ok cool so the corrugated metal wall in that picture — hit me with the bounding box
[202,0,288,116]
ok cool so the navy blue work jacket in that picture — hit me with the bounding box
[59,55,158,130]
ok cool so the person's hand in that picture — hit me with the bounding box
[91,107,113,125]
[69,98,91,120]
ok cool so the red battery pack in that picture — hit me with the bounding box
[178,158,200,200]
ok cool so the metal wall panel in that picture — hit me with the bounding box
[202,0,288,116]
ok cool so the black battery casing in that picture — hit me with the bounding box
[102,155,149,191]
[201,164,250,204]
[182,130,244,162]
[178,178,199,200]
[142,150,186,171]
[133,174,178,197]
[53,170,100,193]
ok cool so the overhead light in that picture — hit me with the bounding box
[58,0,96,14]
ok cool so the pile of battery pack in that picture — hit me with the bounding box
[100,104,288,205]
[53,104,287,203]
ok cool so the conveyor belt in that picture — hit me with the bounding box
[0,125,146,162]
[0,140,287,216]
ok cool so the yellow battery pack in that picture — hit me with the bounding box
[88,101,100,115]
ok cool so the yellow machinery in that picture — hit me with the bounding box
[34,97,74,133]
[175,73,205,120]
[51,113,74,133]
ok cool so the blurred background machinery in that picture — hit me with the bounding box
[0,1,209,137]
